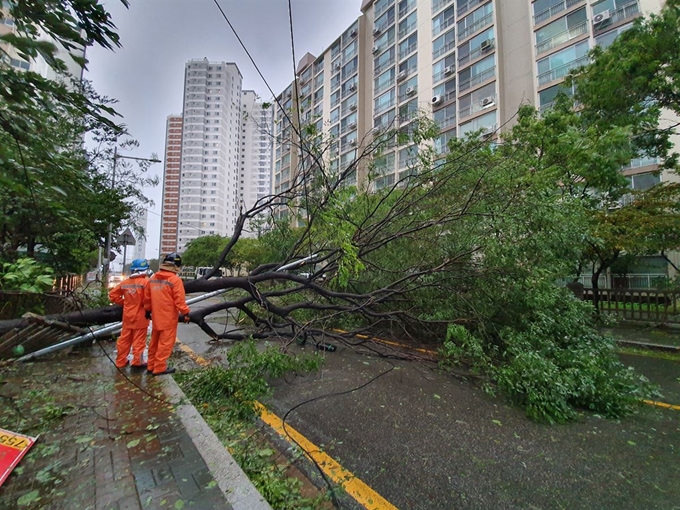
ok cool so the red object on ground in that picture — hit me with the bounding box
[0,428,38,487]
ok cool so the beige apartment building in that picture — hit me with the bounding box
[272,0,675,281]
[159,115,183,255]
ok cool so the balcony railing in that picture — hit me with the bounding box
[606,1,641,27]
[536,20,588,54]
[433,66,455,83]
[375,99,396,114]
[537,55,589,85]
[459,65,495,91]
[433,40,456,59]
[437,114,457,130]
[458,39,494,66]
[432,0,454,14]
[534,0,584,25]
[621,156,660,170]
[458,12,493,40]
[398,20,417,39]
[374,57,396,75]
[399,42,417,59]
[433,16,455,37]
[342,66,358,80]
[375,80,395,95]
[457,0,483,16]
[375,0,394,18]
[458,94,496,118]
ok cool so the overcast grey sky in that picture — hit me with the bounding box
[85,0,362,260]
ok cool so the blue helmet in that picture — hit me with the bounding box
[130,259,150,273]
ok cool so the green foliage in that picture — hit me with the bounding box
[0,258,54,292]
[176,341,326,509]
[181,235,230,268]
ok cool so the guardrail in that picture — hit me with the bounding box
[583,288,680,323]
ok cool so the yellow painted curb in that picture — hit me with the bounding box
[643,399,680,411]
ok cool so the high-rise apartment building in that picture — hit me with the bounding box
[240,90,274,237]
[159,115,183,255]
[176,59,243,252]
[272,0,668,198]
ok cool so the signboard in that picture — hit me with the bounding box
[0,428,38,487]
[116,228,136,247]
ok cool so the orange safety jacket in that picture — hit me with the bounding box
[144,269,190,330]
[108,273,150,330]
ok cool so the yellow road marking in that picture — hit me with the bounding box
[176,339,210,366]
[332,328,438,356]
[255,402,398,510]
[176,338,399,509]
[643,399,680,411]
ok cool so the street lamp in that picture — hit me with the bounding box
[102,147,161,288]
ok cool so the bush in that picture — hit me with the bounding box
[0,258,54,293]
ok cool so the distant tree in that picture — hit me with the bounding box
[182,235,230,268]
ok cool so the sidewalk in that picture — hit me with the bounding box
[0,342,271,510]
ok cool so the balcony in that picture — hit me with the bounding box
[433,16,455,37]
[534,0,584,25]
[597,1,641,29]
[375,99,396,114]
[621,156,660,170]
[399,0,416,18]
[536,21,588,54]
[459,66,495,92]
[458,12,493,40]
[433,65,456,84]
[398,19,417,39]
[374,56,396,76]
[433,40,456,59]
[458,39,495,66]
[375,0,394,18]
[457,0,483,16]
[459,94,496,118]
[537,55,589,85]
[432,0,454,14]
[398,41,418,59]
[437,114,457,130]
[398,87,417,103]
[375,80,395,96]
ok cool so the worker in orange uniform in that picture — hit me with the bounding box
[108,259,151,370]
[144,252,191,376]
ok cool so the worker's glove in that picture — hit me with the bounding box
[145,310,152,320]
[180,314,191,323]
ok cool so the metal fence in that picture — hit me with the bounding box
[583,288,680,323]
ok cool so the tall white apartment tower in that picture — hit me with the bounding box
[177,58,243,252]
[239,90,275,237]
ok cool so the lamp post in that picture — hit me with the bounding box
[102,147,161,289]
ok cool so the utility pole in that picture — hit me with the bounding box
[101,147,161,291]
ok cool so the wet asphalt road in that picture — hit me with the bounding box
[178,301,680,510]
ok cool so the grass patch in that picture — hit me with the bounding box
[617,347,680,362]
[175,340,329,510]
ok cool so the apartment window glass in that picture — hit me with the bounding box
[433,129,457,154]
[343,39,358,60]
[433,28,456,59]
[330,107,340,124]
[342,75,359,96]
[341,93,358,113]
[398,11,417,39]
[433,103,457,129]
[330,89,341,107]
[593,0,637,16]
[341,112,358,132]
[399,0,416,17]
[375,68,396,94]
[375,47,396,74]
[399,98,418,121]
[595,22,633,47]
[432,6,455,37]
[628,172,660,191]
[331,73,341,90]
[459,82,496,117]
[433,77,457,101]
[458,54,495,91]
[342,56,358,79]
[459,110,497,137]
[374,26,396,50]
[457,2,494,40]
[398,54,418,77]
[375,6,396,31]
[398,75,418,101]
[538,83,575,108]
[314,86,324,104]
[537,40,589,83]
[433,53,456,83]
[314,72,324,89]
[535,8,587,46]
[374,108,397,128]
[399,32,418,59]
[458,27,494,65]
[375,89,396,114]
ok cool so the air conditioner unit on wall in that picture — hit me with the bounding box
[348,121,357,129]
[349,103,357,111]
[481,96,495,107]
[444,65,454,75]
[372,45,380,54]
[350,29,358,38]
[431,95,442,105]
[397,71,408,81]
[406,86,416,95]
[373,26,382,36]
[480,39,494,52]
[349,83,357,91]
[592,10,611,24]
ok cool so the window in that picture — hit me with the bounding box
[433,77,457,103]
[459,109,497,137]
[398,11,417,39]
[398,75,418,102]
[375,6,396,32]
[375,68,396,95]
[537,40,589,85]
[457,2,494,40]
[535,7,587,54]
[433,129,457,155]
[399,32,418,59]
[458,54,495,91]
[458,27,494,66]
[374,108,396,128]
[433,28,456,59]
[627,172,660,191]
[458,82,496,118]
[595,22,633,48]
[433,53,456,83]
[538,82,575,111]
[432,6,455,37]
[375,89,396,114]
[374,26,395,52]
[330,107,340,124]
[374,47,396,75]
[331,73,341,90]
[398,53,418,78]
[434,103,457,130]
[398,0,416,18]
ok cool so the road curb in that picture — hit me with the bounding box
[159,375,273,510]
[615,339,680,353]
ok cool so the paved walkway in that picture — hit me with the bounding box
[0,343,270,509]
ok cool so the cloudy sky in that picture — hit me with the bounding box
[86,0,362,261]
